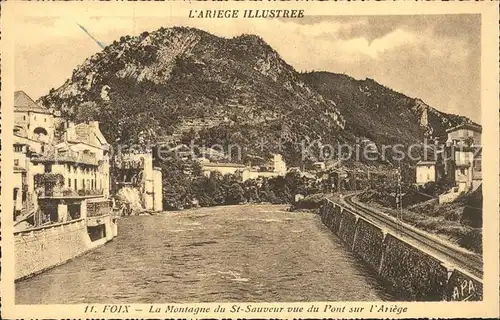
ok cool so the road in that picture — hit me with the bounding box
[16,204,393,304]
[342,194,483,279]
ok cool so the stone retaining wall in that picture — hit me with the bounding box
[352,218,384,272]
[15,217,118,281]
[338,210,357,248]
[380,234,448,300]
[319,200,482,301]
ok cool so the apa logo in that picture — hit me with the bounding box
[452,279,476,301]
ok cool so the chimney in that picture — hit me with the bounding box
[89,121,99,128]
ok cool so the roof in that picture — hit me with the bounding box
[416,161,436,166]
[14,91,52,114]
[75,122,108,145]
[66,122,109,149]
[202,162,246,168]
[446,123,482,134]
[13,135,42,151]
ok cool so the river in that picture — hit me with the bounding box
[16,204,393,303]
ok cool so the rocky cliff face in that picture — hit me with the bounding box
[39,27,475,166]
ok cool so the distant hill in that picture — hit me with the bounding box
[38,26,475,167]
[301,72,476,147]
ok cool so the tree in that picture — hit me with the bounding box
[226,183,245,204]
[74,101,100,123]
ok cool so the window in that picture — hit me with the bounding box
[68,178,71,188]
[44,164,52,173]
[14,159,19,166]
[74,179,77,190]
[23,116,26,120]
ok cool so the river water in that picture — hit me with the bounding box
[16,204,392,303]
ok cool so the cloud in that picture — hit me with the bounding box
[324,29,416,60]
[279,19,369,37]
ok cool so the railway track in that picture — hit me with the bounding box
[342,194,483,279]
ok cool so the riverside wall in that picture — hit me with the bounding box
[15,216,118,281]
[319,200,482,301]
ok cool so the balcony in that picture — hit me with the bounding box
[38,188,104,199]
[32,149,98,166]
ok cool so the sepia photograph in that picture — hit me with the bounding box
[1,1,499,319]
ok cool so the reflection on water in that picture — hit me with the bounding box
[16,204,392,304]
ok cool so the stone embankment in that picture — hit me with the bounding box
[15,216,118,281]
[319,200,482,301]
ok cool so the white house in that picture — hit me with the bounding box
[415,161,436,185]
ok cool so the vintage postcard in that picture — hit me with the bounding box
[1,1,499,319]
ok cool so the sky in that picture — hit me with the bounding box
[14,14,481,123]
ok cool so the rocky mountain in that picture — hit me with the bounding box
[39,26,475,167]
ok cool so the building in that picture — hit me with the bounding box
[446,123,482,147]
[14,90,62,143]
[272,153,287,175]
[12,136,43,220]
[61,121,111,197]
[415,161,437,185]
[444,124,482,192]
[201,154,287,182]
[312,161,326,171]
[28,122,111,225]
[13,91,114,228]
[201,162,246,177]
[241,169,280,181]
[113,152,163,211]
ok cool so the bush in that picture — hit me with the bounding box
[34,173,65,196]
[458,228,482,254]
[459,186,482,228]
[226,183,245,204]
[461,205,482,228]
[292,193,327,210]
[444,209,461,222]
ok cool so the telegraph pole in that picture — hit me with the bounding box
[337,151,341,193]
[353,170,357,192]
[397,160,403,223]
